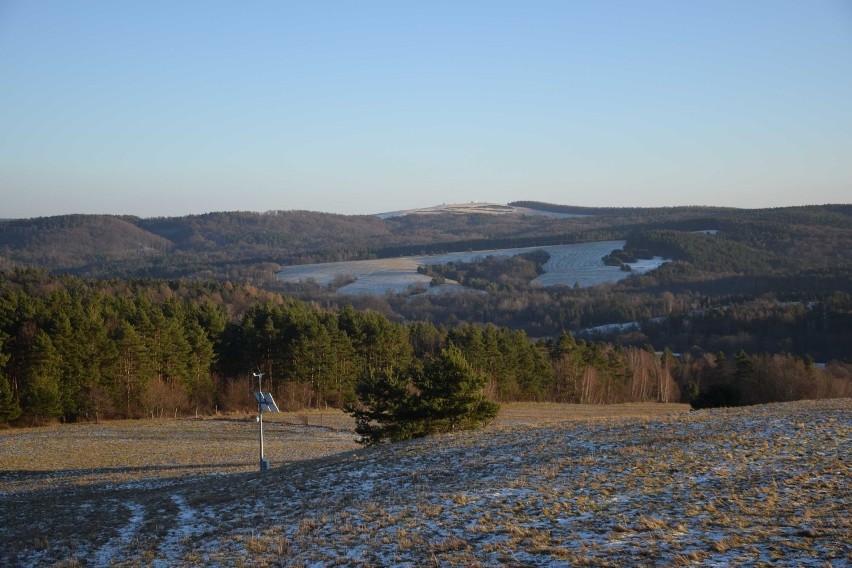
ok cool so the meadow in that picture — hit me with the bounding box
[0,400,849,567]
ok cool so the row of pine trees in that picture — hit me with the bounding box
[1,269,847,425]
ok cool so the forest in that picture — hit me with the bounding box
[0,268,849,426]
[0,203,849,426]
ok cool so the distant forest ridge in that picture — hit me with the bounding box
[0,202,849,284]
[513,200,852,220]
[511,201,739,216]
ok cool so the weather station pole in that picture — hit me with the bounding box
[253,371,280,472]
[257,372,264,467]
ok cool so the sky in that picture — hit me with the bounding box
[1,1,851,218]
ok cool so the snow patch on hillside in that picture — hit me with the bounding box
[376,202,585,219]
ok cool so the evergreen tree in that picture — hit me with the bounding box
[184,321,216,410]
[0,374,20,423]
[285,307,334,407]
[113,322,152,417]
[735,349,759,402]
[549,332,585,402]
[20,330,63,423]
[312,311,358,407]
[339,306,413,374]
[408,321,445,361]
[0,330,20,424]
[512,335,553,400]
[348,367,421,445]
[415,345,500,433]
[347,346,499,445]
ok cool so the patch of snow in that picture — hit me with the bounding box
[151,493,212,567]
[9,400,849,567]
[375,202,587,219]
[92,501,145,567]
[278,240,669,295]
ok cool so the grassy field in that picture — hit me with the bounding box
[0,400,849,566]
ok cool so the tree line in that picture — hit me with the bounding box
[417,250,549,292]
[1,268,849,426]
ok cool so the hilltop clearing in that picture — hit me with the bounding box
[377,201,584,218]
[1,399,848,566]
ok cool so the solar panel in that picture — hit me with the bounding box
[254,391,280,413]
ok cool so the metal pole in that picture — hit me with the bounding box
[259,407,264,466]
[258,372,264,470]
[253,371,275,472]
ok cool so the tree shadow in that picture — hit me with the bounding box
[0,461,253,497]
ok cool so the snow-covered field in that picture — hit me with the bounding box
[1,400,849,567]
[277,240,667,295]
[376,202,584,219]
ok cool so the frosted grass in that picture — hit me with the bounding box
[4,400,848,566]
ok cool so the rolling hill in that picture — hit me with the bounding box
[1,203,849,283]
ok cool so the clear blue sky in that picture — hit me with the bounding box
[2,1,850,218]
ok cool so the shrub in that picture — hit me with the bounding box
[691,383,743,409]
[347,346,499,445]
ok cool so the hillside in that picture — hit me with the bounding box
[2,203,849,359]
[1,399,848,566]
[0,204,849,282]
[0,214,172,269]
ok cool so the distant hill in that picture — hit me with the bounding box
[509,200,738,217]
[0,214,172,269]
[138,210,392,254]
[0,204,616,277]
[377,201,582,219]
[0,203,849,284]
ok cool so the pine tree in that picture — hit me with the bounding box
[0,331,17,423]
[184,321,216,410]
[321,312,358,406]
[339,307,413,375]
[114,322,152,417]
[348,367,421,445]
[20,330,63,423]
[415,345,500,434]
[347,346,499,445]
[0,374,21,423]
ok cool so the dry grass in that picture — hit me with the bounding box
[1,400,849,567]
[0,411,358,494]
[0,403,683,493]
[494,401,690,427]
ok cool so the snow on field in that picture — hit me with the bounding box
[277,240,668,295]
[2,400,849,567]
[376,202,585,219]
[530,241,664,288]
[92,501,145,567]
[578,317,667,338]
